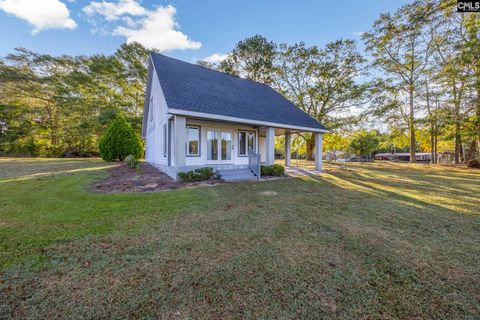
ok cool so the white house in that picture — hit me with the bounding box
[142,53,328,181]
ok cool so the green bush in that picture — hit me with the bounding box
[261,164,285,176]
[99,115,143,161]
[178,167,215,182]
[125,155,140,170]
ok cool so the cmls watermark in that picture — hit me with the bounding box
[457,1,480,12]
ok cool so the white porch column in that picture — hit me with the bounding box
[285,133,291,167]
[174,115,186,169]
[265,127,275,165]
[315,133,323,171]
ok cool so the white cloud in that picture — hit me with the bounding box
[202,53,228,64]
[353,31,365,36]
[113,5,201,51]
[0,0,77,34]
[83,1,201,52]
[83,0,145,21]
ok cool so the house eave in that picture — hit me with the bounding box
[167,108,329,133]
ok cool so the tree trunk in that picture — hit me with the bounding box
[430,126,435,164]
[46,105,58,147]
[460,143,465,163]
[425,79,435,164]
[408,85,416,163]
[434,98,440,164]
[465,140,477,161]
[450,80,462,164]
[305,134,315,161]
[476,74,480,160]
[454,100,461,164]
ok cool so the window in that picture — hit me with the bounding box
[238,131,255,156]
[163,124,167,157]
[187,126,200,156]
[149,97,154,121]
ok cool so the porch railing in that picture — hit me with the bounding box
[248,147,261,179]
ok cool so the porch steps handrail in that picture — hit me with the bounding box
[248,147,261,179]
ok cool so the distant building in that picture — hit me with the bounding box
[323,151,345,161]
[375,152,434,162]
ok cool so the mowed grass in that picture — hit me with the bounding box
[0,158,479,319]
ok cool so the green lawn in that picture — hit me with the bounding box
[1,158,479,319]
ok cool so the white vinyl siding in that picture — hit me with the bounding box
[145,66,169,166]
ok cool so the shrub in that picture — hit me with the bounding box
[125,155,140,170]
[178,167,215,182]
[261,164,285,176]
[467,159,480,168]
[99,115,143,161]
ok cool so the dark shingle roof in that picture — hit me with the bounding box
[150,53,327,131]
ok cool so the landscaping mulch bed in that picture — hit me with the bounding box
[92,162,221,193]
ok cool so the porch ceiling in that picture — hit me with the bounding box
[182,115,321,137]
[258,127,313,137]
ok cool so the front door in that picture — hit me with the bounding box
[207,130,233,163]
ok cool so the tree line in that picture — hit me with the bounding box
[200,0,479,163]
[1,0,478,163]
[0,43,149,157]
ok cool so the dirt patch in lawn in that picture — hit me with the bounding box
[91,162,222,193]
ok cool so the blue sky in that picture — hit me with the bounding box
[0,0,410,62]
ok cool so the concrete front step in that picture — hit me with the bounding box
[222,175,257,182]
[217,168,257,181]
[218,169,252,176]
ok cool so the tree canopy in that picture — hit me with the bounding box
[0,43,149,157]
[1,1,479,164]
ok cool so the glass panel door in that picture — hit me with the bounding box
[221,132,232,160]
[207,131,218,160]
[247,132,255,153]
[207,130,232,162]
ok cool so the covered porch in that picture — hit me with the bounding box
[170,115,325,178]
[257,127,324,172]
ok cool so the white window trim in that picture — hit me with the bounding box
[186,125,201,157]
[238,130,256,157]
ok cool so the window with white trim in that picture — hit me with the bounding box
[187,126,200,156]
[238,131,255,156]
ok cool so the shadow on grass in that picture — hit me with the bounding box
[316,163,480,216]
[0,164,117,183]
[1,161,479,319]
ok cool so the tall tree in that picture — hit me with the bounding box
[220,35,277,84]
[427,1,473,163]
[114,42,149,122]
[458,6,480,161]
[363,1,432,162]
[273,40,371,159]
